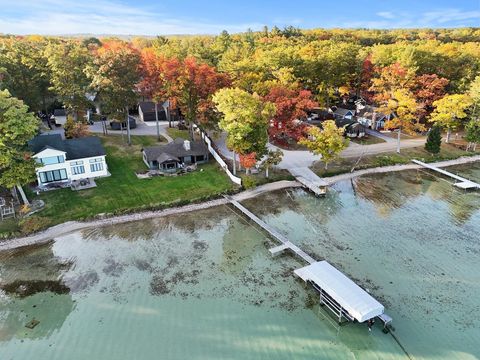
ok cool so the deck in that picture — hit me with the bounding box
[289,167,328,196]
[412,159,480,190]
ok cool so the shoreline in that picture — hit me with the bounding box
[0,180,301,252]
[1,155,479,252]
[323,154,480,184]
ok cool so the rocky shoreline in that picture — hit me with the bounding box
[1,154,479,252]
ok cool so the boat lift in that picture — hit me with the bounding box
[295,261,392,330]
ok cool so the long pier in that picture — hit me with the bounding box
[225,195,392,327]
[225,196,315,264]
[412,159,480,190]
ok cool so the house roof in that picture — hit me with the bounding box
[334,108,355,116]
[157,153,180,164]
[143,138,208,163]
[29,134,106,160]
[138,101,165,113]
[54,109,66,117]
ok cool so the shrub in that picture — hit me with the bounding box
[425,126,442,154]
[19,216,52,235]
[241,175,256,189]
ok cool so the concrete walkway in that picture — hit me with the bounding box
[324,155,480,185]
[213,131,426,169]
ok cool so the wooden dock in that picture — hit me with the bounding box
[412,159,480,190]
[225,196,315,264]
[288,167,329,196]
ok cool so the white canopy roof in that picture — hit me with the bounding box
[294,261,384,322]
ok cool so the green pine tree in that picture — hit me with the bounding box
[425,126,442,154]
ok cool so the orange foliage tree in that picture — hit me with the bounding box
[264,85,317,141]
[239,152,257,174]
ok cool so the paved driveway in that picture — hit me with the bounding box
[212,131,426,171]
[88,119,174,142]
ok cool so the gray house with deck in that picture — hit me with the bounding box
[142,138,209,172]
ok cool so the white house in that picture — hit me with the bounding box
[29,134,108,188]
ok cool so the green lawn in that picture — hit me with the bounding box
[0,218,20,238]
[29,135,234,228]
[166,127,190,140]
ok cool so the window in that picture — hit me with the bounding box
[39,169,68,183]
[71,160,85,175]
[40,155,64,165]
[196,155,205,162]
[89,158,104,172]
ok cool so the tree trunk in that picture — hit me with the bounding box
[324,162,329,170]
[126,107,131,145]
[155,102,160,141]
[167,105,172,128]
[446,128,451,143]
[16,184,29,205]
[396,128,401,154]
[232,151,236,175]
[265,166,269,178]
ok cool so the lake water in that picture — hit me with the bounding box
[1,164,479,360]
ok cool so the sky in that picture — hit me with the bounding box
[0,0,479,36]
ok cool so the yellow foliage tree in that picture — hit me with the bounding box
[429,94,473,143]
[299,121,349,169]
[380,89,424,153]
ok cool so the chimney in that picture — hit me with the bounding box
[183,140,191,151]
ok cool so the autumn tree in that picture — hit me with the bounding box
[0,90,39,198]
[429,94,472,143]
[413,74,449,117]
[45,40,93,119]
[465,120,480,151]
[213,88,275,174]
[260,149,283,178]
[264,85,318,141]
[239,153,257,174]
[87,41,141,145]
[64,115,90,139]
[469,75,480,120]
[299,121,349,169]
[0,37,51,112]
[380,89,424,153]
[299,40,360,107]
[370,62,415,105]
[138,49,169,139]
[358,54,375,102]
[173,56,230,127]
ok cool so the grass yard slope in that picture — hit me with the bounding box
[34,135,234,226]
